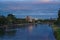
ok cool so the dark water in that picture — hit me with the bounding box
[0,24,56,40]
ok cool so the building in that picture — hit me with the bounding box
[26,16,32,23]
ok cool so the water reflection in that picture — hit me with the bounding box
[6,30,16,37]
[0,31,5,37]
[0,24,56,40]
[28,24,33,34]
[0,28,17,37]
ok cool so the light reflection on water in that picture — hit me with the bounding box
[0,24,56,40]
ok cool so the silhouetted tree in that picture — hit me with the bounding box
[7,14,16,24]
[54,9,60,24]
[58,9,60,19]
[0,15,7,25]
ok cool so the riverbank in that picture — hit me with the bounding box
[52,25,60,40]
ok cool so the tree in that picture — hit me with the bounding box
[58,9,60,19]
[54,9,60,24]
[0,15,7,25]
[7,14,16,24]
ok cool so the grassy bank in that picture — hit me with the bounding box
[52,25,60,40]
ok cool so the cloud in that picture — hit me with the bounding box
[0,0,60,2]
[40,0,50,2]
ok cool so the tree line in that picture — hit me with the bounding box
[0,14,31,26]
[54,9,60,25]
[0,14,16,25]
[0,9,60,26]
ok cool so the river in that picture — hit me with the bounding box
[0,24,56,40]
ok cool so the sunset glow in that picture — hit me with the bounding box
[40,0,50,2]
[0,0,60,3]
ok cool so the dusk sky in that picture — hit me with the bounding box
[0,0,60,3]
[0,0,60,19]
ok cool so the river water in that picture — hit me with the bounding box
[0,24,56,40]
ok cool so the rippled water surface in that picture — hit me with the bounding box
[0,24,56,40]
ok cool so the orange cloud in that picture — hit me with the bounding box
[43,0,50,2]
[40,0,50,2]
